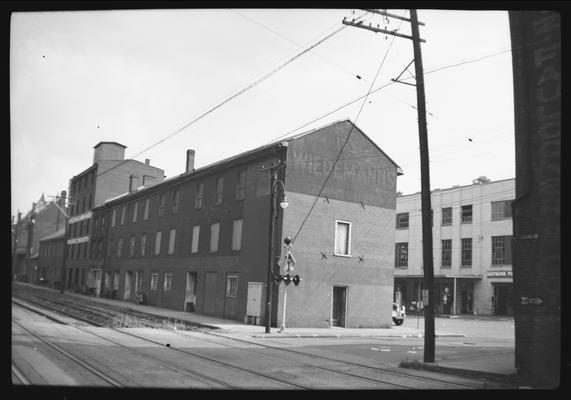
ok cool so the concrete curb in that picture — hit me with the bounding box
[247,333,465,339]
[410,363,519,383]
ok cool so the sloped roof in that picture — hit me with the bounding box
[39,228,66,242]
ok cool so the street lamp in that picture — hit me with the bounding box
[264,161,288,334]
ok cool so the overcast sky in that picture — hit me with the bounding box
[10,8,515,217]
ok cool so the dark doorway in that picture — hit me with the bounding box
[332,286,347,327]
[494,285,509,315]
[203,272,218,316]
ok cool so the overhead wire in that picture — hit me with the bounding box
[291,12,406,244]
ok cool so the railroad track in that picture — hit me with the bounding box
[12,299,309,389]
[11,292,489,389]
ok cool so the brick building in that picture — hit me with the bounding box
[394,178,515,316]
[509,11,561,388]
[12,192,67,283]
[94,120,401,328]
[38,229,66,285]
[64,142,165,295]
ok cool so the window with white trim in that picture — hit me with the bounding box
[143,198,150,220]
[111,209,117,227]
[396,213,409,229]
[154,231,162,256]
[120,205,126,225]
[132,201,138,223]
[150,272,158,290]
[168,228,176,255]
[334,220,351,256]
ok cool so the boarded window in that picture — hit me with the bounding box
[154,231,162,256]
[191,225,200,254]
[231,219,243,251]
[210,222,220,252]
[168,228,176,255]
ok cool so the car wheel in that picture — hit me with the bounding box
[393,318,404,326]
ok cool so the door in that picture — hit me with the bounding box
[494,285,509,315]
[203,272,218,316]
[332,286,347,327]
[124,271,132,300]
[185,272,197,312]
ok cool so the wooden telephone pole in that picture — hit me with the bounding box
[343,9,435,362]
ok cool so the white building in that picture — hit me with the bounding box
[394,177,514,316]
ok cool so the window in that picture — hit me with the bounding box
[100,215,105,233]
[82,242,87,258]
[441,207,452,226]
[209,222,220,252]
[236,170,247,201]
[215,177,224,205]
[111,209,117,227]
[113,271,120,291]
[94,216,99,231]
[232,219,243,251]
[395,242,408,268]
[129,236,135,258]
[140,234,147,257]
[143,198,150,220]
[163,273,172,291]
[195,183,204,209]
[132,201,138,223]
[107,239,113,257]
[396,213,409,229]
[491,200,513,221]
[82,197,86,213]
[334,221,351,256]
[441,239,452,267]
[117,237,123,258]
[492,236,512,265]
[154,231,162,255]
[191,225,200,254]
[172,190,180,214]
[461,238,472,266]
[89,193,93,209]
[168,229,176,255]
[150,273,159,290]
[85,219,90,235]
[226,275,239,298]
[158,193,166,217]
[461,205,473,224]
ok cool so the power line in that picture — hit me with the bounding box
[291,14,405,244]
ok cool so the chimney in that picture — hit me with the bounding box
[145,159,150,165]
[58,191,67,208]
[129,175,139,192]
[186,149,195,173]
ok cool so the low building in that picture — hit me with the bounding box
[94,120,402,328]
[394,177,515,316]
[38,229,66,285]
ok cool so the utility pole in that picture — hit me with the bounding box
[343,9,435,362]
[53,192,71,294]
[261,160,287,334]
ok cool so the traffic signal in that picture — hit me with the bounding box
[273,274,283,285]
[293,275,301,286]
[283,274,291,285]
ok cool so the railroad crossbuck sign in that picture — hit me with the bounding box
[278,238,296,274]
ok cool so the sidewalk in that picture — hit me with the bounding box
[14,283,519,383]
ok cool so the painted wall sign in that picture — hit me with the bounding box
[67,236,89,245]
[487,271,513,277]
[521,296,543,305]
[69,211,93,224]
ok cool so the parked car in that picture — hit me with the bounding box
[392,303,406,326]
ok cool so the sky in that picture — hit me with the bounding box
[10,8,515,217]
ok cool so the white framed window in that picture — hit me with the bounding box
[120,205,126,225]
[168,228,176,255]
[395,242,408,268]
[210,222,220,252]
[396,213,409,229]
[226,275,239,298]
[231,219,243,251]
[132,201,138,223]
[143,198,150,220]
[111,209,117,227]
[154,231,162,256]
[334,220,351,256]
[150,272,159,290]
[163,272,172,291]
[191,225,200,254]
